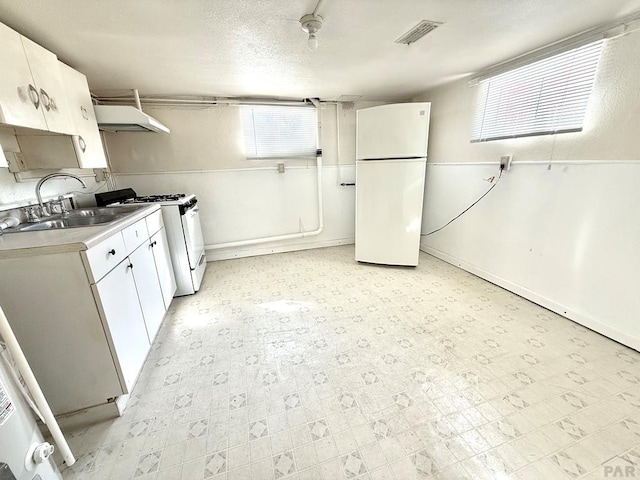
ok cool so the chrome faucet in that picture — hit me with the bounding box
[35,173,87,216]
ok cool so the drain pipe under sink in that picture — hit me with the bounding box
[207,156,324,250]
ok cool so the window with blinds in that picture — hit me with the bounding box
[241,105,318,159]
[471,40,604,143]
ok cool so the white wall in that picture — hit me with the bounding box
[414,30,640,350]
[105,102,383,259]
[115,165,356,261]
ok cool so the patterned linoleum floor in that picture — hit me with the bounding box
[58,245,640,480]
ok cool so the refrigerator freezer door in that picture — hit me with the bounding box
[355,158,426,266]
[356,103,431,160]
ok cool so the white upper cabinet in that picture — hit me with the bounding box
[60,63,107,167]
[0,22,48,131]
[0,21,109,169]
[0,21,78,136]
[58,62,107,168]
[20,36,75,135]
[16,62,108,169]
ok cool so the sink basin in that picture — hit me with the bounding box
[2,205,147,233]
[16,216,118,231]
[65,206,142,218]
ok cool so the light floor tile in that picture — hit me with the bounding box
[56,246,640,480]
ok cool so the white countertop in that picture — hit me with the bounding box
[0,204,160,258]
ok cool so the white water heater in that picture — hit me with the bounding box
[0,351,62,480]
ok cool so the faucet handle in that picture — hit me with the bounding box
[48,199,63,215]
[57,195,69,215]
[22,206,40,223]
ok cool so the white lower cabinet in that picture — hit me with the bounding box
[0,207,175,416]
[93,258,150,392]
[0,252,123,415]
[84,215,174,395]
[130,240,166,344]
[151,227,177,310]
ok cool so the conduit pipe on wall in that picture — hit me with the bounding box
[0,306,75,466]
[94,96,312,108]
[207,157,324,250]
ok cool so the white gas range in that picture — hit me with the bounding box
[96,189,206,296]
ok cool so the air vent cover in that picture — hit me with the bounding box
[395,20,442,45]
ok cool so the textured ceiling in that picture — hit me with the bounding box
[1,0,639,101]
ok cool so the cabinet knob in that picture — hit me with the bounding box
[127,263,134,270]
[78,136,87,153]
[80,105,89,120]
[108,249,116,256]
[150,241,157,248]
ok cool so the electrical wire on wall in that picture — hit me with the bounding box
[421,167,503,237]
[100,130,118,191]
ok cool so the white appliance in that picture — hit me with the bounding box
[94,105,170,133]
[159,196,207,296]
[0,352,62,480]
[355,103,431,266]
[96,191,207,296]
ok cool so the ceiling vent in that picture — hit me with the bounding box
[395,20,442,45]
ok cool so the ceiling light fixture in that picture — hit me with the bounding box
[300,13,323,50]
[300,0,324,51]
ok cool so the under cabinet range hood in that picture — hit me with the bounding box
[94,105,170,133]
[94,89,170,133]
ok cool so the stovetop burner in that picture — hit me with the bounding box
[95,189,193,207]
[128,194,187,203]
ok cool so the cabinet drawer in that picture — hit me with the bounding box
[82,232,126,283]
[145,210,164,236]
[122,218,149,252]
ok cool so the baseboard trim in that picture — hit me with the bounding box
[421,244,639,352]
[39,400,124,435]
[206,238,355,261]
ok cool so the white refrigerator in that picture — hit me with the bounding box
[355,103,431,266]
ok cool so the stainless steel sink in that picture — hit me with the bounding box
[16,216,116,231]
[65,206,142,218]
[2,205,147,233]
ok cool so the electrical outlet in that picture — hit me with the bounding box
[93,168,110,182]
[6,152,27,173]
[277,163,285,173]
[500,155,512,171]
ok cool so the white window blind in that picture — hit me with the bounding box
[241,105,318,159]
[471,40,604,143]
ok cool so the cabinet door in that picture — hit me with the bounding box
[130,241,166,343]
[59,62,107,168]
[0,23,47,130]
[93,258,150,393]
[151,227,177,310]
[21,36,74,134]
